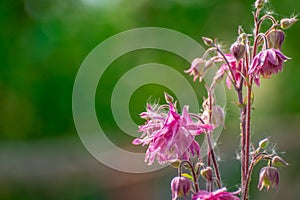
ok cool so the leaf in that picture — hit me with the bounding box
[181,173,194,181]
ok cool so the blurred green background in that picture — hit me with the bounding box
[1,0,299,199]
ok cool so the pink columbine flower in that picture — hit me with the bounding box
[258,166,280,191]
[220,54,243,89]
[133,102,213,165]
[185,58,206,82]
[171,176,191,200]
[192,188,240,200]
[249,48,290,86]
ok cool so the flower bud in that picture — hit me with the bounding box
[272,156,289,167]
[267,29,285,50]
[258,166,280,191]
[164,92,174,103]
[280,17,298,29]
[202,36,214,46]
[255,0,265,10]
[201,167,213,182]
[258,138,269,149]
[171,176,191,200]
[230,42,246,61]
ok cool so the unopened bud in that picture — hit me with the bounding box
[272,156,289,167]
[255,0,265,10]
[201,167,213,182]
[230,42,246,61]
[238,25,245,35]
[258,138,269,149]
[171,176,191,200]
[202,36,214,46]
[258,166,280,191]
[267,29,285,50]
[280,17,298,29]
[164,92,174,103]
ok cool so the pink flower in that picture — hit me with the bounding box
[171,176,191,200]
[220,54,243,89]
[192,188,240,200]
[185,58,206,82]
[249,48,290,85]
[133,102,213,165]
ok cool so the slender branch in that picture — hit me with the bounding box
[252,33,269,59]
[238,88,246,191]
[243,77,252,200]
[206,91,213,191]
[202,47,217,60]
[205,89,222,190]
[206,133,222,189]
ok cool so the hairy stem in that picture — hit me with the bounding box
[215,46,238,89]
[179,161,199,192]
[238,88,246,191]
[243,78,252,200]
[206,133,222,189]
[206,90,222,190]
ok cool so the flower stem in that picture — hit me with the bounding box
[243,153,268,200]
[238,88,246,191]
[216,46,238,89]
[206,90,222,190]
[179,161,199,192]
[243,78,252,200]
[206,133,222,189]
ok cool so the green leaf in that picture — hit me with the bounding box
[181,173,194,181]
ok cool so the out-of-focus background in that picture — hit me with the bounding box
[1,0,299,199]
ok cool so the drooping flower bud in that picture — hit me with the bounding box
[201,167,213,182]
[258,138,269,149]
[230,42,246,61]
[164,92,174,103]
[272,156,289,167]
[267,29,285,50]
[255,0,265,10]
[258,166,280,191]
[171,176,191,200]
[202,36,214,46]
[280,17,298,29]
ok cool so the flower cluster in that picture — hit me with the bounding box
[132,0,296,199]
